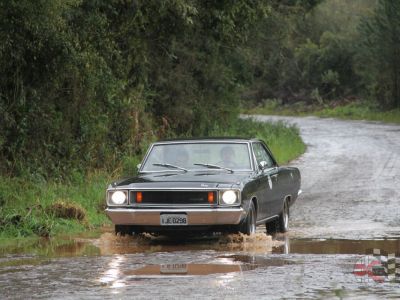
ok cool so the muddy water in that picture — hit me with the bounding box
[1,232,400,299]
[2,116,400,299]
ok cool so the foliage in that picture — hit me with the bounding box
[0,0,267,179]
[315,101,400,123]
[1,0,393,180]
[357,0,400,108]
[242,0,377,105]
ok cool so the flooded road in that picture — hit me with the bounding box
[2,116,400,299]
[252,115,400,240]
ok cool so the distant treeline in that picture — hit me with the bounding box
[0,0,398,178]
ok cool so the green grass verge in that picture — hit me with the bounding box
[0,118,305,240]
[245,99,400,124]
[315,103,400,123]
[0,172,111,240]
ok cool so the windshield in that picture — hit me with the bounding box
[141,142,252,172]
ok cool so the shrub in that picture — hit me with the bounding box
[46,200,86,222]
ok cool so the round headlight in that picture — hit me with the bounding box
[111,191,126,205]
[221,190,237,205]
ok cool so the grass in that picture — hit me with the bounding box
[0,172,112,240]
[0,118,305,240]
[244,99,400,124]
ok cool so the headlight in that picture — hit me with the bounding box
[221,190,238,205]
[110,191,127,205]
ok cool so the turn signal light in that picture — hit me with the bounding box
[208,192,214,203]
[136,192,143,203]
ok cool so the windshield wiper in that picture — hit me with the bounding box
[193,163,234,173]
[152,163,188,172]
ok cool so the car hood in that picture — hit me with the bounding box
[109,171,253,189]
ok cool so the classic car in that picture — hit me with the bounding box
[105,138,301,235]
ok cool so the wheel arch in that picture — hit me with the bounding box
[283,194,292,206]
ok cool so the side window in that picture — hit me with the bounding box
[253,143,274,169]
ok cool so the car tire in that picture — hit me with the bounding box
[266,199,289,234]
[115,225,135,236]
[240,201,256,235]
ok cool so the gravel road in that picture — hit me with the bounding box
[251,115,400,239]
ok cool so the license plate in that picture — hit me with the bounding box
[160,213,188,226]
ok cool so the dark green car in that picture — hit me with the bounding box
[106,138,301,235]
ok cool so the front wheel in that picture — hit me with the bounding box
[240,201,256,235]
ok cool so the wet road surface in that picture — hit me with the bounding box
[1,116,400,299]
[252,115,400,240]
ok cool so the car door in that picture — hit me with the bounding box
[261,142,286,216]
[252,142,278,218]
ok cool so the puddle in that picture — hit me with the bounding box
[0,239,100,259]
[125,263,249,277]
[3,233,400,259]
[100,254,293,281]
[274,237,400,255]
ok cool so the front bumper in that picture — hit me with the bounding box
[105,207,245,226]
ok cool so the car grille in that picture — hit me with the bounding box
[130,191,214,206]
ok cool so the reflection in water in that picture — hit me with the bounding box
[0,238,100,258]
[99,255,126,290]
[126,264,245,277]
[97,252,294,289]
[275,238,400,255]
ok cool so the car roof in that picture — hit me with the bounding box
[155,137,262,143]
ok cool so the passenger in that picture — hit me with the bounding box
[219,146,237,168]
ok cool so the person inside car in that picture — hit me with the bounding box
[218,146,237,168]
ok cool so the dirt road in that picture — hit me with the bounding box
[1,116,400,299]
[252,115,400,239]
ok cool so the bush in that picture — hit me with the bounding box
[46,200,87,222]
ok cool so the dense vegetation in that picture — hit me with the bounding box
[1,0,398,237]
[2,0,397,180]
[244,0,400,120]
[0,0,269,179]
[245,0,400,110]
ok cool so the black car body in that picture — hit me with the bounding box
[105,138,301,235]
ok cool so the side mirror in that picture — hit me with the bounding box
[137,163,142,170]
[258,161,268,170]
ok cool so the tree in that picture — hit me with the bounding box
[358,0,400,108]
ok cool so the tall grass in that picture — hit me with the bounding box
[245,99,400,124]
[0,173,111,239]
[316,102,400,123]
[0,118,305,240]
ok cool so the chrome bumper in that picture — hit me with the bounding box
[105,207,245,226]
